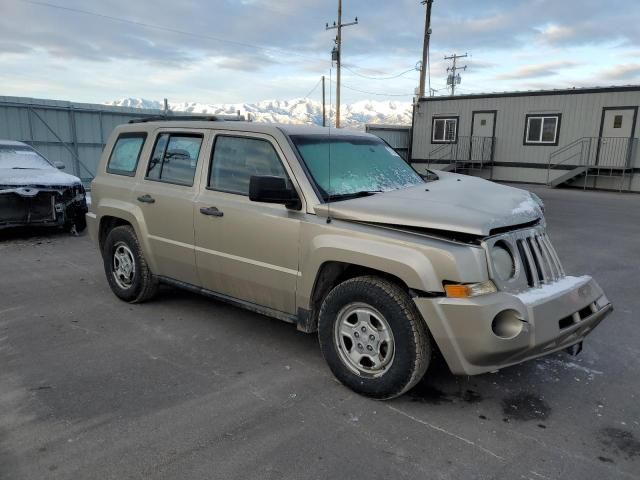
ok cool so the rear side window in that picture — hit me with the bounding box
[208,136,287,195]
[107,133,146,176]
[146,133,203,186]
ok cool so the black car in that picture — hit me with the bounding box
[0,140,88,231]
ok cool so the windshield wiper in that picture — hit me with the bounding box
[327,190,383,202]
[11,167,37,170]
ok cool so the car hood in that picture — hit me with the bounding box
[314,171,543,236]
[0,168,81,188]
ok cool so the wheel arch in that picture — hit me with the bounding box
[96,201,157,273]
[298,257,438,334]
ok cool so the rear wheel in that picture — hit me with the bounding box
[103,225,158,303]
[318,276,431,399]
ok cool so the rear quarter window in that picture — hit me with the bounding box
[107,133,147,176]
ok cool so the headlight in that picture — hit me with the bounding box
[530,192,545,213]
[491,241,515,281]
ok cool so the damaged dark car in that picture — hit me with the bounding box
[0,140,88,232]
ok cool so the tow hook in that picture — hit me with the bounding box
[565,342,583,356]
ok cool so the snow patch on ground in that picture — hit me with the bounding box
[535,357,603,383]
[516,275,591,304]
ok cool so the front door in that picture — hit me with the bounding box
[194,132,302,315]
[597,107,637,167]
[470,111,496,162]
[133,129,208,286]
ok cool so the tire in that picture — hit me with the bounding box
[318,276,431,400]
[63,214,87,233]
[74,213,87,232]
[102,225,158,303]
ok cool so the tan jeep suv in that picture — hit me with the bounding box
[87,116,612,399]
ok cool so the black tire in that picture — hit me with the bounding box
[63,214,87,233]
[318,276,431,400]
[102,225,158,303]
[74,213,87,232]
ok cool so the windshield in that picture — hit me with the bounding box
[290,134,423,201]
[0,145,54,169]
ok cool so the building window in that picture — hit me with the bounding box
[524,114,561,145]
[432,117,458,143]
[613,115,623,128]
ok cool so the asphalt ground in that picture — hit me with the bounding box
[1,185,639,479]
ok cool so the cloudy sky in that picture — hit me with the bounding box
[1,0,639,105]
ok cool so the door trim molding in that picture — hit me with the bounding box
[194,245,302,277]
[147,234,301,277]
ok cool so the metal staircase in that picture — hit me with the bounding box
[547,137,637,191]
[427,136,496,175]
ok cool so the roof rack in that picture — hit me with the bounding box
[128,114,245,124]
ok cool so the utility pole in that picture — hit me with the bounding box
[418,0,434,98]
[444,53,468,96]
[322,75,326,127]
[326,0,358,128]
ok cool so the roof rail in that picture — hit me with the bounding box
[128,114,245,124]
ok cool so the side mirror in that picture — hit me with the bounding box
[249,175,300,209]
[54,161,66,170]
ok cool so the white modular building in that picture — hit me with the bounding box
[410,86,640,192]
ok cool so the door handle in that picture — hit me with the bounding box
[137,194,155,204]
[200,206,224,217]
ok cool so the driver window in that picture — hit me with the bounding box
[209,136,287,195]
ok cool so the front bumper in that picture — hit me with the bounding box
[0,186,87,230]
[415,276,612,375]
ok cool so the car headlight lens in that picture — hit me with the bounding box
[530,192,545,213]
[491,242,515,281]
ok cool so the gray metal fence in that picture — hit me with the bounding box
[0,96,164,185]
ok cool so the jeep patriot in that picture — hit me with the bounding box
[87,117,612,399]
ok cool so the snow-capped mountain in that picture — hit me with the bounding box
[106,98,412,130]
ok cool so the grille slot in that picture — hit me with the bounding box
[516,233,565,287]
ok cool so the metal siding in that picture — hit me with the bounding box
[365,126,410,149]
[412,90,640,167]
[0,96,163,182]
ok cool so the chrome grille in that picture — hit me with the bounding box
[483,226,566,293]
[515,232,565,287]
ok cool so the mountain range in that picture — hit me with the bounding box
[106,98,413,130]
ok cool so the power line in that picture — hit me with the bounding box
[332,80,413,97]
[302,78,323,99]
[341,64,416,80]
[19,0,331,66]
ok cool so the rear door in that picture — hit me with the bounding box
[194,132,303,314]
[133,129,209,286]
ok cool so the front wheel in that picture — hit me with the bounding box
[103,225,158,303]
[318,276,431,400]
